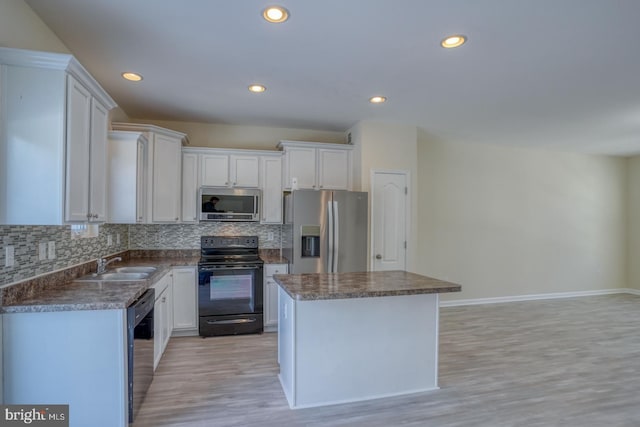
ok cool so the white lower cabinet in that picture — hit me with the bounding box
[153,271,173,370]
[172,266,198,335]
[264,263,288,331]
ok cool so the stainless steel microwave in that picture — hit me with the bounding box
[198,187,261,222]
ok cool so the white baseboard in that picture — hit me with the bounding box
[440,288,640,307]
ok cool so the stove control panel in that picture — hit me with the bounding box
[201,236,259,249]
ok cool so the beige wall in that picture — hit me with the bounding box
[417,131,627,301]
[0,0,69,52]
[627,156,640,289]
[129,119,345,150]
[348,120,419,272]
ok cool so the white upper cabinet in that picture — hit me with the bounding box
[230,155,260,187]
[260,154,283,224]
[107,131,148,223]
[283,146,317,190]
[278,141,353,191]
[152,134,182,222]
[182,147,284,224]
[0,47,116,225]
[111,123,188,224]
[201,152,260,188]
[181,151,199,223]
[201,154,229,187]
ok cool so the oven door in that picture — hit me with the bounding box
[198,264,264,336]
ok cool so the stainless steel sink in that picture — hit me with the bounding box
[115,266,157,274]
[75,272,150,282]
[100,272,150,280]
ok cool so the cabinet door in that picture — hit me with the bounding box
[181,153,199,223]
[88,99,108,221]
[264,264,287,329]
[265,279,279,327]
[152,134,182,222]
[136,138,147,223]
[230,155,260,188]
[318,148,350,190]
[162,277,173,353]
[172,267,198,331]
[260,156,283,224]
[284,147,316,190]
[65,75,91,222]
[201,154,229,187]
[153,291,164,370]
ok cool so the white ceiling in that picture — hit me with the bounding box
[24,0,640,155]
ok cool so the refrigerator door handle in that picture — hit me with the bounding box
[333,201,339,272]
[327,200,334,273]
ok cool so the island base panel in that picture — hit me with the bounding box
[278,288,439,408]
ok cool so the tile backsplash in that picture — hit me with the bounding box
[0,224,129,287]
[128,223,281,249]
[1,222,281,287]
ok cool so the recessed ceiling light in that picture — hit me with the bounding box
[369,96,387,104]
[440,34,467,48]
[121,72,143,82]
[248,84,267,93]
[263,6,289,23]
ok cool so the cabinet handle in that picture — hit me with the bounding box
[312,185,316,189]
[86,213,92,219]
[225,181,229,186]
[175,217,179,221]
[93,214,99,219]
[139,216,143,220]
[162,296,166,303]
[320,185,323,188]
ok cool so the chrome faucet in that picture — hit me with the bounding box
[96,256,122,275]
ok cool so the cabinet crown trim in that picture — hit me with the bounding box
[277,140,353,150]
[0,47,117,110]
[182,147,282,157]
[111,122,190,145]
[108,130,148,143]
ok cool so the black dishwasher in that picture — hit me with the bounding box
[127,288,154,423]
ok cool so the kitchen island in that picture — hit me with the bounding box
[272,270,461,409]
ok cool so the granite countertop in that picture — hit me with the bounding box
[2,256,199,314]
[273,270,461,301]
[259,249,288,264]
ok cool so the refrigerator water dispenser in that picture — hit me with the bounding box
[301,225,320,257]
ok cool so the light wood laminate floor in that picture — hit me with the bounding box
[133,294,640,426]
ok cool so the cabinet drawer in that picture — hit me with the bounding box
[265,264,288,277]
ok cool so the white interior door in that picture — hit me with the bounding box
[371,171,408,271]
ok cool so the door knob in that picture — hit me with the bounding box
[375,254,382,259]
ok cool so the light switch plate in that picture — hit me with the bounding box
[5,246,15,267]
[39,242,47,260]
[116,234,121,245]
[107,234,113,246]
[48,241,56,259]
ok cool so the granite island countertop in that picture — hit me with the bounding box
[273,270,461,301]
[1,256,199,314]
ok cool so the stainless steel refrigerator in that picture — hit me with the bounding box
[283,190,368,274]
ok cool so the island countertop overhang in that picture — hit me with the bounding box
[273,270,461,301]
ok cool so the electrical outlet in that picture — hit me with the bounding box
[39,242,47,260]
[107,234,113,246]
[5,246,15,267]
[116,233,121,245]
[267,232,274,241]
[48,241,56,259]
